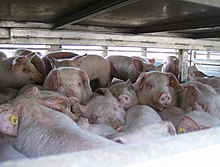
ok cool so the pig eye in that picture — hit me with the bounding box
[23,68,30,73]
[146,82,153,89]
[78,82,81,87]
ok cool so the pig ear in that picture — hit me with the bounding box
[73,56,84,66]
[79,71,92,92]
[48,57,58,69]
[133,59,144,71]
[24,86,40,96]
[192,102,203,111]
[125,79,132,85]
[132,72,149,90]
[0,104,20,136]
[25,52,36,61]
[96,88,113,97]
[11,56,28,66]
[166,73,183,90]
[43,69,61,91]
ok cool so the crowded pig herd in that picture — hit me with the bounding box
[1,49,220,161]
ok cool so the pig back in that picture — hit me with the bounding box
[0,93,119,158]
[42,51,79,74]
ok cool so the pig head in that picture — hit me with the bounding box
[43,67,92,105]
[107,79,139,110]
[133,71,183,111]
[162,56,180,79]
[0,54,44,89]
[80,88,126,129]
[178,81,220,119]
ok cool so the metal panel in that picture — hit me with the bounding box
[53,0,141,29]
[1,127,220,167]
[4,27,220,50]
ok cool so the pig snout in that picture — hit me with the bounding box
[158,93,172,109]
[118,94,131,106]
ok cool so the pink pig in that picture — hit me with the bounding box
[132,71,183,111]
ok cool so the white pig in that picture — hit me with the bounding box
[49,54,110,89]
[133,71,183,111]
[107,79,139,110]
[43,67,92,105]
[79,88,127,129]
[0,54,44,89]
[106,55,163,83]
[107,105,176,144]
[0,87,120,158]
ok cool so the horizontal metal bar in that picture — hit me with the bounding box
[0,27,216,50]
[0,21,52,29]
[134,17,220,34]
[190,31,220,39]
[181,0,220,8]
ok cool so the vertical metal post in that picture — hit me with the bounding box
[206,51,211,59]
[142,47,147,57]
[102,46,108,57]
[189,50,192,66]
[175,49,179,58]
[179,49,188,83]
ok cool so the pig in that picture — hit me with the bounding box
[131,56,156,64]
[0,51,7,60]
[178,81,220,119]
[42,51,79,74]
[162,56,179,79]
[79,88,126,129]
[176,102,220,134]
[193,77,220,95]
[77,117,117,137]
[0,88,18,104]
[107,79,139,110]
[13,49,46,78]
[0,54,44,89]
[43,67,92,105]
[106,55,164,83]
[158,106,186,128]
[133,71,183,111]
[107,105,176,144]
[0,140,27,162]
[0,87,120,158]
[49,54,111,89]
[187,65,213,81]
[17,84,42,96]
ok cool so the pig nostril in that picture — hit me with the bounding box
[125,97,128,101]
